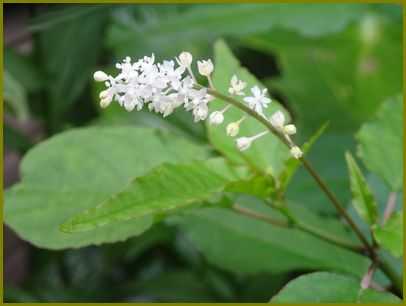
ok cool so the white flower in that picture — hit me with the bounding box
[283,124,297,135]
[270,111,285,129]
[236,131,268,151]
[228,75,246,96]
[209,111,224,125]
[192,103,209,122]
[290,146,303,159]
[177,51,193,67]
[243,86,271,115]
[236,137,252,151]
[93,71,109,82]
[197,59,214,76]
[226,122,240,137]
[226,116,245,137]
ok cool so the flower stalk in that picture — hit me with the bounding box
[93,51,401,295]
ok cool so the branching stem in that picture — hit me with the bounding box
[202,86,402,295]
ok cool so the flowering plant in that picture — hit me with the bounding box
[5,31,402,302]
[93,51,303,158]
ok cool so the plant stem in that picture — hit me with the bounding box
[232,204,363,252]
[232,204,289,228]
[205,87,402,294]
[206,87,372,250]
[382,192,397,225]
[300,159,375,256]
[376,257,403,296]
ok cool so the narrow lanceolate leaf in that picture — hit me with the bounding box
[4,127,208,249]
[373,211,403,257]
[270,272,401,303]
[356,95,403,191]
[61,159,244,233]
[345,152,378,225]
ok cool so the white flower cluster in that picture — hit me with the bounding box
[94,53,213,122]
[93,51,302,159]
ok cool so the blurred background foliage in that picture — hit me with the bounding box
[4,3,402,302]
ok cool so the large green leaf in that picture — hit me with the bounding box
[373,211,403,258]
[61,158,245,233]
[169,202,370,277]
[107,4,365,59]
[356,95,403,192]
[345,152,378,225]
[5,127,208,249]
[271,272,401,303]
[208,40,290,176]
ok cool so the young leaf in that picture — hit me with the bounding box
[61,158,245,233]
[270,272,401,303]
[356,95,403,192]
[4,127,208,249]
[373,211,403,257]
[207,39,290,176]
[345,152,378,225]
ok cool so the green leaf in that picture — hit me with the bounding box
[169,203,370,277]
[61,158,244,233]
[208,40,290,176]
[5,127,208,249]
[345,152,378,225]
[107,4,365,59]
[38,8,109,127]
[225,175,275,199]
[270,272,401,303]
[373,211,403,257]
[356,95,403,191]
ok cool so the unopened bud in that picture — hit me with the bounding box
[284,124,297,135]
[93,71,109,82]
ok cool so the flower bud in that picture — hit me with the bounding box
[290,146,303,159]
[270,111,285,129]
[209,111,224,125]
[178,51,193,67]
[236,137,252,151]
[124,99,136,112]
[93,70,109,82]
[283,124,297,135]
[100,95,113,108]
[226,122,240,137]
[99,89,109,99]
[197,59,214,77]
